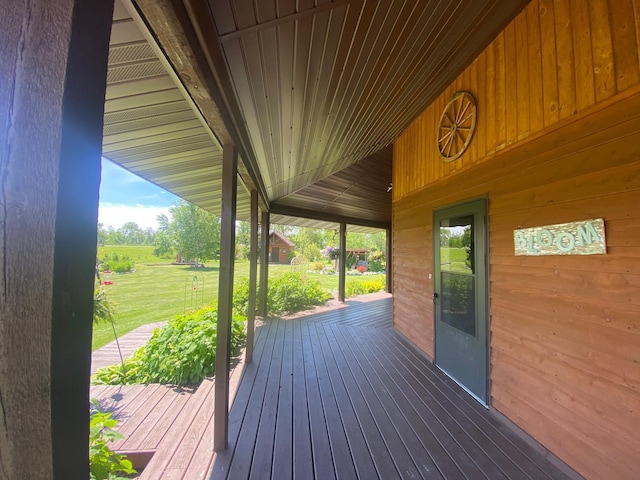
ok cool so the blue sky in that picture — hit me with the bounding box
[98,158,179,229]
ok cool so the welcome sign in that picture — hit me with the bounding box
[514,219,606,256]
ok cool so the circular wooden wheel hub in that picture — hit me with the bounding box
[437,91,477,161]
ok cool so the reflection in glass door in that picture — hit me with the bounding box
[434,199,487,403]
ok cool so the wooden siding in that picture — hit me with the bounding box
[392,1,640,478]
[394,0,640,201]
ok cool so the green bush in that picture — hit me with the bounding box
[268,272,331,315]
[233,273,331,316]
[310,261,327,272]
[345,279,385,298]
[99,253,135,273]
[89,400,136,480]
[368,249,386,272]
[92,304,245,385]
[232,279,252,317]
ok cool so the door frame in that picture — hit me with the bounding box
[433,196,489,404]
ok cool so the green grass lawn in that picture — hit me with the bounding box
[93,246,385,351]
[97,244,163,264]
[440,247,469,272]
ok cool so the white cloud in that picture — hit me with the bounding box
[98,203,172,230]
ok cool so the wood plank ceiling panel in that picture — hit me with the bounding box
[102,0,250,220]
[200,0,529,226]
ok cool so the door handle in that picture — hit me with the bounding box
[433,292,438,304]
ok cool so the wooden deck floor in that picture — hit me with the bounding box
[91,321,165,375]
[211,294,579,480]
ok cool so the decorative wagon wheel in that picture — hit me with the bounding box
[437,91,477,161]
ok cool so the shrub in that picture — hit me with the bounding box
[92,305,245,385]
[268,272,331,315]
[233,273,331,316]
[368,249,386,272]
[89,400,136,480]
[99,253,135,273]
[232,279,252,317]
[345,279,385,298]
[310,261,326,272]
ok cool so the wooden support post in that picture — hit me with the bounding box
[258,211,270,317]
[386,227,393,293]
[246,190,258,363]
[338,223,347,302]
[0,1,113,477]
[214,144,238,451]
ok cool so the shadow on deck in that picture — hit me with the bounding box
[211,293,579,480]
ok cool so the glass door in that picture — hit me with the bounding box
[433,199,487,403]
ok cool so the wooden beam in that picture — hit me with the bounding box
[133,0,269,211]
[269,203,390,230]
[214,144,238,451]
[246,190,258,363]
[0,0,112,477]
[338,223,347,302]
[179,0,270,209]
[386,228,393,293]
[258,211,270,317]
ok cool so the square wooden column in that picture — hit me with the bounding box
[386,227,393,293]
[0,0,113,477]
[214,144,238,451]
[258,211,270,317]
[338,223,347,302]
[246,190,259,363]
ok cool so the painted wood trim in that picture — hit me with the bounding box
[246,189,258,363]
[258,211,270,316]
[214,144,238,451]
[338,223,347,302]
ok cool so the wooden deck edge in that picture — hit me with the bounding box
[392,326,434,364]
[118,449,156,471]
[204,338,254,476]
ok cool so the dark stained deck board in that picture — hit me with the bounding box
[270,317,294,479]
[312,321,380,480]
[211,294,578,480]
[118,386,185,451]
[345,325,500,479]
[150,379,217,477]
[307,321,358,480]
[375,325,566,480]
[386,331,565,480]
[324,321,425,480]
[300,316,336,480]
[291,317,314,479]
[110,385,169,447]
[136,386,196,451]
[249,319,287,479]
[321,322,456,480]
[214,317,280,479]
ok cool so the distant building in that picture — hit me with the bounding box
[268,232,295,264]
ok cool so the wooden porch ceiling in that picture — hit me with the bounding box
[104,0,529,230]
[103,0,251,219]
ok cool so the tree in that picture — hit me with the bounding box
[154,200,221,263]
[235,220,251,260]
[120,221,145,244]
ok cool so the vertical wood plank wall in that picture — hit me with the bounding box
[392,1,640,479]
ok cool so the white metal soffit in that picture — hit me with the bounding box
[102,0,250,219]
